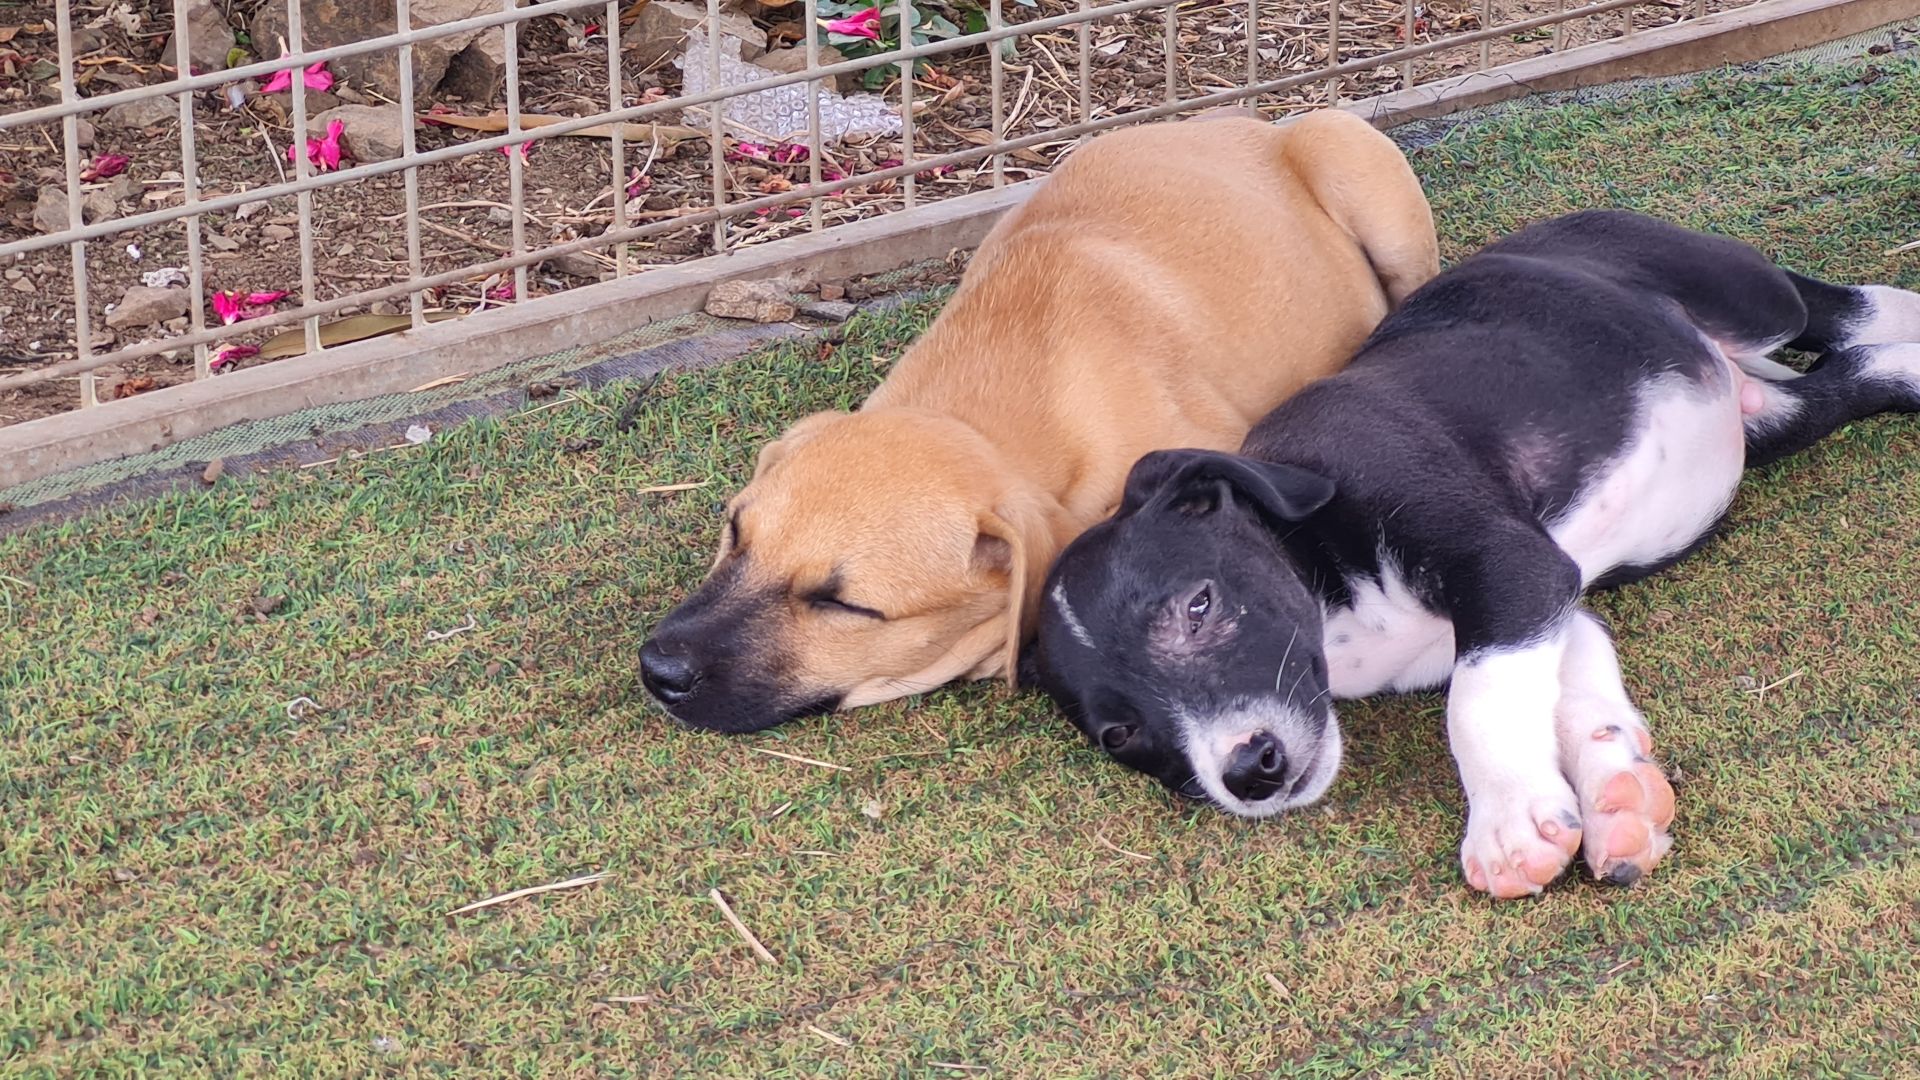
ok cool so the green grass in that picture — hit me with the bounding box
[5,58,1920,1078]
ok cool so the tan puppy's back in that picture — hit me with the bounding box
[873,112,1437,521]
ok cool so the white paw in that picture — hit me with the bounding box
[1459,776,1583,900]
[1568,721,1675,887]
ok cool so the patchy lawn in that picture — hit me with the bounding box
[3,55,1919,1078]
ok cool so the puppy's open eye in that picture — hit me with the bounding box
[726,512,742,548]
[1099,724,1136,753]
[1185,584,1212,634]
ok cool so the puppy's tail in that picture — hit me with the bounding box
[1280,109,1439,307]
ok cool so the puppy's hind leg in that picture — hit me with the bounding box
[1555,611,1675,887]
[1785,273,1920,352]
[1743,343,1920,468]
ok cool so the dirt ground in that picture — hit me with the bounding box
[0,0,1744,428]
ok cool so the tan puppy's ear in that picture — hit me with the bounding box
[975,498,1070,688]
[751,411,843,480]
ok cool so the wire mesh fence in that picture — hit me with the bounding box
[1,0,1749,424]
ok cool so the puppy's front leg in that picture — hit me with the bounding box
[1443,542,1585,899]
[1554,610,1675,886]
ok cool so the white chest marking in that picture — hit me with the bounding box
[1323,560,1456,699]
[1547,372,1746,584]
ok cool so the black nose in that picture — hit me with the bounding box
[640,639,699,705]
[1221,732,1288,802]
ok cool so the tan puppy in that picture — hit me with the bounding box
[641,111,1438,732]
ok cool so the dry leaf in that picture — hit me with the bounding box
[946,125,1049,165]
[0,26,21,44]
[428,112,704,149]
[255,311,460,360]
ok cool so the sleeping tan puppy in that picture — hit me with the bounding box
[640,110,1438,732]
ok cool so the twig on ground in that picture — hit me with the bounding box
[283,695,321,719]
[931,1063,987,1073]
[1096,834,1154,861]
[449,870,610,915]
[1886,239,1920,255]
[1264,972,1292,999]
[424,614,478,642]
[613,375,659,433]
[634,481,708,495]
[1742,669,1803,704]
[407,372,470,393]
[708,887,778,964]
[806,1023,852,1046]
[747,745,851,772]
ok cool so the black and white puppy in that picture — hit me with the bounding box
[1031,210,1920,899]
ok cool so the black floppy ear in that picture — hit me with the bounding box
[1118,449,1334,523]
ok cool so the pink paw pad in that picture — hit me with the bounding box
[1582,762,1675,886]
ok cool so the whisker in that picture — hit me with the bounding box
[1287,663,1309,702]
[1274,626,1299,693]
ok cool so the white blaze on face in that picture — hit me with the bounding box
[1051,580,1097,651]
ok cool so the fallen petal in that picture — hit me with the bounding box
[209,343,259,372]
[243,290,289,307]
[80,153,130,182]
[211,291,242,324]
[303,61,333,92]
[820,7,882,39]
[260,68,294,94]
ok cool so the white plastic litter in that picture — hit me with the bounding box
[404,424,433,444]
[140,267,187,288]
[676,32,900,142]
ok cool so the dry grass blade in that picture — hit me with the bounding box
[448,871,610,916]
[805,1023,852,1047]
[634,481,710,495]
[746,746,851,772]
[708,888,778,964]
[428,112,705,147]
[1264,972,1292,999]
[1095,833,1154,861]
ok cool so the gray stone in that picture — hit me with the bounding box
[705,279,795,323]
[33,187,70,234]
[441,28,508,104]
[313,103,408,162]
[797,299,856,322]
[753,44,846,94]
[82,187,120,224]
[101,96,178,130]
[623,1,765,68]
[74,118,96,149]
[546,251,606,278]
[254,0,522,99]
[107,285,191,329]
[163,1,235,74]
[262,224,295,241]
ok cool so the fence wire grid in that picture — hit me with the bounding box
[2,0,1753,421]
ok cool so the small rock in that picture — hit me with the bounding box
[106,285,190,329]
[110,867,139,883]
[442,28,508,104]
[82,187,120,224]
[163,1,235,75]
[74,118,96,149]
[33,187,69,234]
[101,96,178,130]
[486,206,515,225]
[623,0,765,67]
[313,103,408,163]
[705,279,796,323]
[819,282,846,301]
[754,44,846,93]
[262,224,295,241]
[798,299,856,322]
[201,458,225,485]
[249,593,287,617]
[11,279,36,295]
[546,251,604,278]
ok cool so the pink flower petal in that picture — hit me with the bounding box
[243,290,289,307]
[303,61,334,92]
[209,343,259,372]
[726,142,771,163]
[80,153,130,182]
[211,292,242,325]
[485,281,516,302]
[821,7,882,39]
[771,144,809,164]
[260,68,293,94]
[498,140,535,159]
